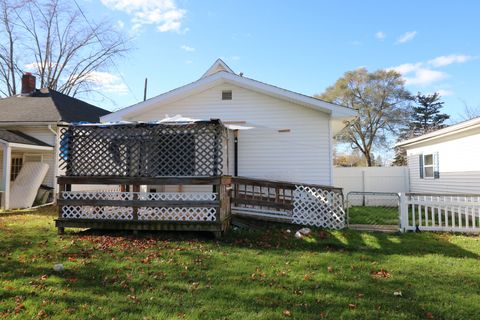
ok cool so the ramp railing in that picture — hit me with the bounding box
[231,177,345,229]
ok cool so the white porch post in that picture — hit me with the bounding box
[1,143,11,210]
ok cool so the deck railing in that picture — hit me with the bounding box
[231,176,345,229]
[56,176,231,237]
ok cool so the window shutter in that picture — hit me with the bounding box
[434,152,440,179]
[419,154,424,179]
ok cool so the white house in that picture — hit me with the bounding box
[397,117,480,194]
[101,59,357,186]
[0,73,110,209]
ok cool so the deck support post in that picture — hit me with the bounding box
[1,143,11,210]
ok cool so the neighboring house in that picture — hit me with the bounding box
[101,59,356,186]
[397,117,480,194]
[0,73,110,209]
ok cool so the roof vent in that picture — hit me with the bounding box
[222,90,232,100]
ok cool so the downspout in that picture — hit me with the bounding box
[234,130,239,176]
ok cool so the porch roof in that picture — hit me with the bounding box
[0,129,53,149]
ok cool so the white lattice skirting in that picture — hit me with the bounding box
[61,191,217,221]
[292,186,345,229]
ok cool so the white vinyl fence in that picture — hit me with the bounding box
[400,193,480,233]
[334,167,409,206]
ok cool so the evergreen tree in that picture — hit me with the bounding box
[392,92,450,166]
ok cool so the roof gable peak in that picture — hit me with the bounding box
[201,58,234,78]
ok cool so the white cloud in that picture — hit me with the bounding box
[428,54,473,67]
[180,45,195,52]
[83,71,128,94]
[403,68,448,86]
[375,31,386,40]
[389,62,447,86]
[390,62,422,74]
[390,52,474,87]
[396,31,417,44]
[101,0,186,33]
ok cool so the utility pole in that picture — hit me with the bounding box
[143,78,148,101]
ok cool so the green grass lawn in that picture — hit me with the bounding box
[348,206,399,225]
[1,207,480,319]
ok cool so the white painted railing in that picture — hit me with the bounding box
[400,193,480,233]
[61,191,218,222]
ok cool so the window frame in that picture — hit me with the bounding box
[10,156,23,181]
[421,152,440,180]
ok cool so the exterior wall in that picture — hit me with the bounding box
[406,128,480,194]
[333,166,409,195]
[124,83,333,185]
[0,127,57,189]
[0,150,54,188]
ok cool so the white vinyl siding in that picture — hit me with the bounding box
[124,83,332,185]
[406,128,480,194]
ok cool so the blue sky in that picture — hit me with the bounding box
[81,0,480,122]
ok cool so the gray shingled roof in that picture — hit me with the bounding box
[0,89,110,123]
[0,129,52,147]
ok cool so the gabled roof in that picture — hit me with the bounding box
[101,59,356,122]
[201,59,235,78]
[0,88,110,123]
[396,116,480,148]
[0,129,52,147]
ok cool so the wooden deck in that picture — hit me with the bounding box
[56,176,231,238]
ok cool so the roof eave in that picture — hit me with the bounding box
[102,71,357,122]
[396,121,480,148]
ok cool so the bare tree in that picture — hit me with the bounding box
[0,0,129,97]
[319,68,412,167]
[460,101,480,120]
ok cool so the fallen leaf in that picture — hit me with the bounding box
[327,266,334,273]
[67,278,78,284]
[348,304,356,310]
[425,312,434,319]
[371,268,390,278]
[282,309,292,317]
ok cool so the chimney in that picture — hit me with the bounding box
[21,73,36,95]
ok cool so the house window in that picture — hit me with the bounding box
[420,153,439,179]
[423,154,434,178]
[10,157,23,181]
[222,90,232,100]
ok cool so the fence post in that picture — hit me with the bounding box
[399,193,407,233]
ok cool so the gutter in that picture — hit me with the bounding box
[396,122,480,148]
[0,121,57,127]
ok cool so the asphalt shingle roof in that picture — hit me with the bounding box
[0,129,52,147]
[0,89,110,123]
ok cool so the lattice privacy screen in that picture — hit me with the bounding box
[59,121,227,177]
[292,185,345,229]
